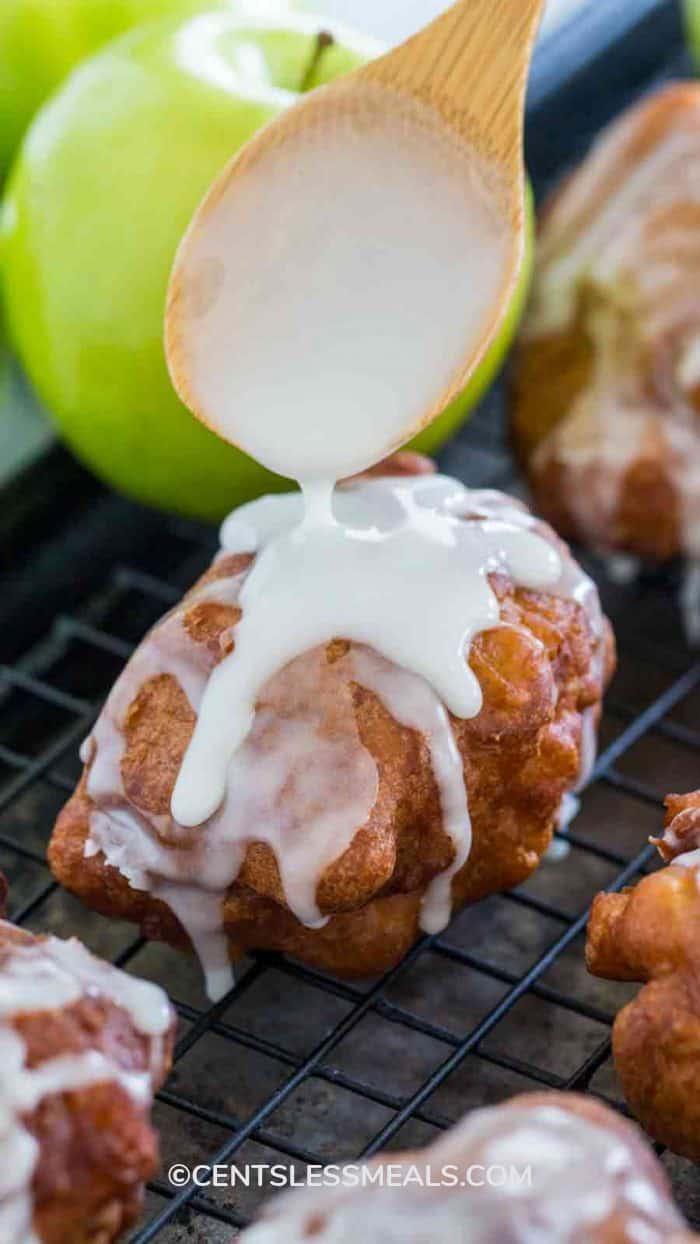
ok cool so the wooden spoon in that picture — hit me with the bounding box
[166,0,545,478]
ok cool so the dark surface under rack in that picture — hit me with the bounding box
[1,1,700,1239]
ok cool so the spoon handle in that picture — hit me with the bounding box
[366,0,545,172]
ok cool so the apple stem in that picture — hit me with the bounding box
[299,30,335,93]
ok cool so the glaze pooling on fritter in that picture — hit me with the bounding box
[0,924,172,1244]
[171,475,563,827]
[81,474,604,1001]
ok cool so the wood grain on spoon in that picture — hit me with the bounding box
[363,0,544,178]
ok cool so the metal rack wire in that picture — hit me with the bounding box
[1,1,698,1238]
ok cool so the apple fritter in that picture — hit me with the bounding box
[0,919,175,1243]
[512,83,700,565]
[49,476,613,984]
[239,1091,693,1242]
[587,790,700,1160]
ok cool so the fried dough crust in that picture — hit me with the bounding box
[50,504,613,980]
[587,791,700,1160]
[512,84,700,562]
[0,921,175,1243]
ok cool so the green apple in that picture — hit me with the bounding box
[3,10,534,520]
[685,0,700,65]
[0,0,295,182]
[2,12,380,517]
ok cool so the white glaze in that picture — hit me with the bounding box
[673,847,700,874]
[170,80,511,482]
[525,119,700,341]
[658,802,700,884]
[0,923,172,1243]
[0,930,172,1036]
[172,477,562,828]
[83,474,604,1002]
[238,1100,684,1242]
[349,647,470,934]
[546,793,579,864]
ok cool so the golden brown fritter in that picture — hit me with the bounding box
[512,83,700,562]
[587,791,700,1161]
[49,479,613,981]
[0,921,175,1243]
[239,1092,693,1242]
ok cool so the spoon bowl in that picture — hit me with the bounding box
[166,0,544,481]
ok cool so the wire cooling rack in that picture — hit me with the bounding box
[3,391,700,1243]
[1,1,699,1239]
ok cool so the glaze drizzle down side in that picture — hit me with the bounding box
[0,925,172,1243]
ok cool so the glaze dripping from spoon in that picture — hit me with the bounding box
[83,0,576,1000]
